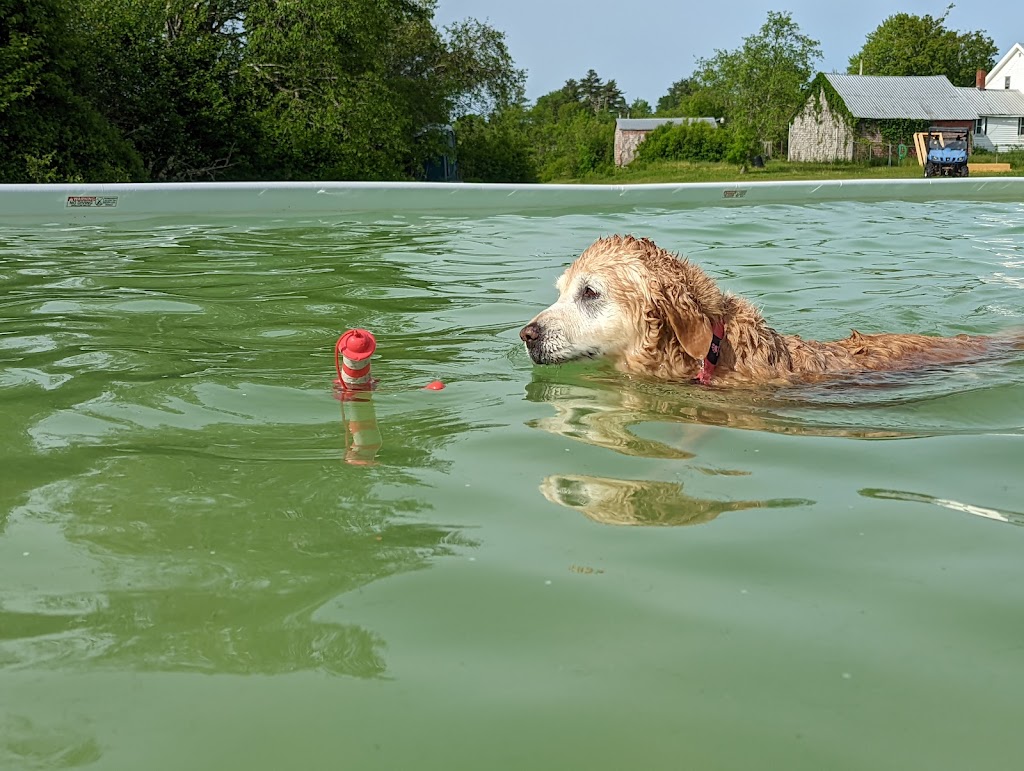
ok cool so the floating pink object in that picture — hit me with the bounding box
[335,329,376,391]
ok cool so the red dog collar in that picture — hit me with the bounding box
[694,320,726,385]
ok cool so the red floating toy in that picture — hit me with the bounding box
[335,329,377,392]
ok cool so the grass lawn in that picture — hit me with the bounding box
[553,158,1022,185]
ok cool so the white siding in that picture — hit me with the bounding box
[977,116,1024,151]
[986,45,1024,92]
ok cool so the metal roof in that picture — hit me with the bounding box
[957,87,1024,117]
[615,117,718,131]
[823,74,977,120]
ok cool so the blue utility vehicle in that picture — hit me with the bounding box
[921,128,969,177]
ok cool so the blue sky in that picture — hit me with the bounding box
[433,0,1022,105]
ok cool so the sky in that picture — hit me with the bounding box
[432,0,1023,106]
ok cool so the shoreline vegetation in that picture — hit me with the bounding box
[3,4,1020,186]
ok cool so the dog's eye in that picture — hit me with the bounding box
[580,285,600,301]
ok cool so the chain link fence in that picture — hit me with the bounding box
[852,139,916,166]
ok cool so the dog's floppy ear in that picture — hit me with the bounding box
[652,282,713,361]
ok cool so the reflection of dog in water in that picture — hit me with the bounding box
[525,376,904,454]
[541,474,811,527]
[525,378,817,527]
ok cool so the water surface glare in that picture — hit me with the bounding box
[2,201,1024,769]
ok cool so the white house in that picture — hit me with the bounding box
[985,43,1024,92]
[978,43,1024,151]
[961,88,1024,151]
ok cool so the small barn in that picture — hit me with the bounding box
[614,117,718,166]
[788,74,976,162]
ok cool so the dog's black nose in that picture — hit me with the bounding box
[520,323,541,344]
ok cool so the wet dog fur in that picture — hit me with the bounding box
[520,235,996,385]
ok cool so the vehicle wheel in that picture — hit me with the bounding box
[924,163,934,178]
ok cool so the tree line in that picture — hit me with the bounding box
[1,0,524,183]
[0,2,999,184]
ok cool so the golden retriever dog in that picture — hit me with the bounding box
[520,234,998,385]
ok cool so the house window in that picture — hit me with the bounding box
[975,117,988,135]
[1006,76,1012,90]
[1019,117,1024,136]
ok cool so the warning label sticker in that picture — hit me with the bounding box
[66,195,119,208]
[722,189,748,199]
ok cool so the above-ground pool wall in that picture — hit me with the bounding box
[2,179,1024,225]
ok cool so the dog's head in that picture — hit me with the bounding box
[520,235,726,374]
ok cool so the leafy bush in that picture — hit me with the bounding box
[533,109,615,181]
[453,110,537,183]
[723,124,760,165]
[635,121,729,163]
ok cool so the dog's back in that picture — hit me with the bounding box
[791,330,991,374]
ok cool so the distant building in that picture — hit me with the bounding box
[977,43,1024,151]
[960,85,1024,152]
[984,42,1024,92]
[789,74,981,162]
[614,117,719,166]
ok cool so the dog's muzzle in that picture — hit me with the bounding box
[520,322,549,364]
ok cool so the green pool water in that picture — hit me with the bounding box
[2,200,1023,770]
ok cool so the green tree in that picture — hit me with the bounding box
[0,0,45,113]
[847,4,997,86]
[656,78,697,114]
[439,19,526,118]
[241,0,420,180]
[242,0,525,180]
[453,107,537,182]
[557,69,628,115]
[628,98,653,118]
[0,0,144,182]
[2,0,527,182]
[681,90,729,120]
[526,69,642,180]
[694,11,822,158]
[531,82,585,125]
[657,76,728,119]
[530,108,614,181]
[579,70,602,108]
[82,0,254,181]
